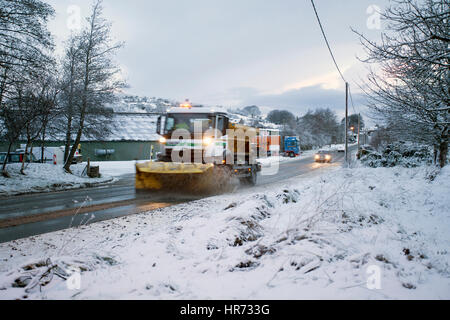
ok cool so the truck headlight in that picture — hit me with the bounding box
[159,137,167,144]
[203,137,213,146]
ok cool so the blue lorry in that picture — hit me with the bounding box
[283,136,300,157]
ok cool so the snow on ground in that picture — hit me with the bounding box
[90,160,146,177]
[0,164,449,300]
[257,151,317,166]
[320,143,357,151]
[0,163,114,197]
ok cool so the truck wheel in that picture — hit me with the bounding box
[240,165,257,186]
[289,152,295,158]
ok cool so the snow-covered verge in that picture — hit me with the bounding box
[0,163,114,197]
[360,142,434,168]
[0,165,449,299]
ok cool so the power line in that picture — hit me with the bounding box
[310,0,361,116]
[310,0,364,163]
[310,0,346,83]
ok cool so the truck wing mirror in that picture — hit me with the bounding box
[156,116,161,134]
[157,116,166,135]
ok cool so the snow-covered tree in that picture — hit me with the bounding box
[267,110,296,129]
[240,105,261,118]
[297,108,340,148]
[355,0,449,167]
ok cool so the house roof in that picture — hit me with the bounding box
[0,113,161,143]
[98,113,161,142]
[167,106,228,115]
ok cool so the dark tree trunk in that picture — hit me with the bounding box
[2,142,12,176]
[64,113,85,173]
[64,116,72,163]
[20,140,30,175]
[41,127,46,163]
[438,131,448,168]
[29,145,34,164]
[0,67,8,107]
[433,144,438,165]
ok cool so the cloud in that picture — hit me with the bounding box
[235,85,367,118]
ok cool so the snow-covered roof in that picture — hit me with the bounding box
[104,113,160,141]
[109,95,175,113]
[167,106,228,115]
[37,113,161,142]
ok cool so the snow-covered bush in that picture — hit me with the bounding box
[361,142,433,168]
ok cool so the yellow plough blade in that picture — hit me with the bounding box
[135,162,220,192]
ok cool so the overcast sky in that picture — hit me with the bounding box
[45,0,390,120]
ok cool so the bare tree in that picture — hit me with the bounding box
[0,0,55,176]
[354,0,449,167]
[59,34,83,163]
[1,72,60,176]
[0,80,41,176]
[267,110,296,129]
[239,105,261,118]
[0,101,26,176]
[38,74,60,163]
[297,108,340,147]
[369,125,396,150]
[63,0,125,173]
[0,0,54,106]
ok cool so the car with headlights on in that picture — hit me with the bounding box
[314,150,332,163]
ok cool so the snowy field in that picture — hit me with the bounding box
[0,163,114,197]
[0,163,449,300]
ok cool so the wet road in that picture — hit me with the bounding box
[0,149,350,243]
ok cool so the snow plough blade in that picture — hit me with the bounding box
[135,162,229,192]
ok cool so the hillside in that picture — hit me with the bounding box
[111,94,281,130]
[110,95,175,114]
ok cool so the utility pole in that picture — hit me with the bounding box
[357,113,360,152]
[345,82,349,164]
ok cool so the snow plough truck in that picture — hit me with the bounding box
[135,103,265,192]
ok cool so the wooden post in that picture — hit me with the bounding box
[345,82,349,165]
[357,113,361,152]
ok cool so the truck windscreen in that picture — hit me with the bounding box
[165,114,214,134]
